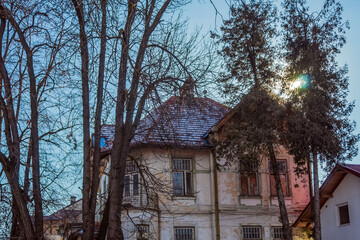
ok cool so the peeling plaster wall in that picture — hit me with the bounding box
[98,146,309,240]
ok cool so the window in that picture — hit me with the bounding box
[239,162,259,196]
[242,226,262,239]
[174,227,194,240]
[173,158,193,196]
[272,227,284,240]
[338,204,350,225]
[269,160,289,196]
[136,224,149,240]
[124,161,140,197]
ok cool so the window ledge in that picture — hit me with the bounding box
[270,196,292,200]
[239,195,261,199]
[172,195,196,200]
[339,223,350,227]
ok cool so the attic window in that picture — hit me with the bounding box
[338,203,350,226]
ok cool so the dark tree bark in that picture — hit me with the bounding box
[269,145,292,240]
[312,147,321,240]
[70,0,91,239]
[0,5,38,238]
[107,1,172,239]
[90,0,107,238]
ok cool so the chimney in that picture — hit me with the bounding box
[70,196,76,205]
[180,77,195,98]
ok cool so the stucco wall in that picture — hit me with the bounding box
[98,147,309,240]
[320,173,360,240]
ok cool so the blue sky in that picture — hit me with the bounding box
[183,0,360,165]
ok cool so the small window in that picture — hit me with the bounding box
[242,226,262,239]
[272,227,284,239]
[174,227,194,240]
[338,204,350,225]
[173,158,193,196]
[137,224,149,240]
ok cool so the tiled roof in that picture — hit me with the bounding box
[43,199,82,222]
[344,164,360,175]
[101,96,229,152]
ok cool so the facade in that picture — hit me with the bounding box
[43,197,82,240]
[97,87,310,240]
[294,164,360,240]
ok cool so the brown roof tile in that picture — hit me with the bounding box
[101,96,229,152]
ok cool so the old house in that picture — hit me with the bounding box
[97,83,310,240]
[43,197,82,240]
[294,164,360,240]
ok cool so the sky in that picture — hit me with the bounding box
[183,0,360,166]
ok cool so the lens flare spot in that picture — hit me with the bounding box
[290,74,310,90]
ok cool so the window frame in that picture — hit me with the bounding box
[124,161,140,198]
[241,225,262,240]
[172,158,194,197]
[174,227,195,240]
[239,162,259,196]
[337,203,350,226]
[271,226,284,240]
[269,159,289,197]
[136,224,149,240]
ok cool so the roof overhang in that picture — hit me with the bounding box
[293,164,360,227]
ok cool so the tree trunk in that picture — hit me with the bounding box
[107,1,137,238]
[312,147,322,240]
[269,145,292,240]
[0,155,35,240]
[89,0,107,237]
[0,5,41,238]
[97,198,110,240]
[70,1,91,239]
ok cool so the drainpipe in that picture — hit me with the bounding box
[212,149,220,240]
[157,194,161,240]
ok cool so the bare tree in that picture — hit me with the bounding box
[0,1,77,238]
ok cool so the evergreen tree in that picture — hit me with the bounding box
[214,1,293,239]
[282,1,359,239]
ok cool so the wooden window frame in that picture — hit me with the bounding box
[269,159,289,197]
[124,160,140,197]
[239,162,259,196]
[172,158,193,197]
[338,203,350,226]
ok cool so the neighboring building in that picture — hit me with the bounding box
[43,197,82,240]
[97,81,310,240]
[294,164,360,240]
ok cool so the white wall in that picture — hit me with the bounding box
[97,147,309,240]
[321,173,360,240]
